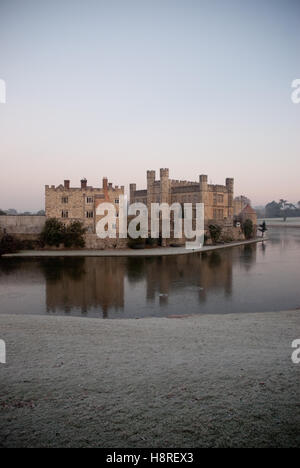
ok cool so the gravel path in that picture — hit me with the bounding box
[0,310,299,448]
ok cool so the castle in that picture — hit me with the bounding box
[44,169,256,248]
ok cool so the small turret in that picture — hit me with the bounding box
[147,170,155,182]
[226,178,234,193]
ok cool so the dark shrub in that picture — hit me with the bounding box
[0,234,22,256]
[39,218,65,247]
[39,218,86,248]
[21,239,35,250]
[243,219,254,239]
[128,237,145,249]
[145,237,157,247]
[64,221,86,248]
[208,224,222,244]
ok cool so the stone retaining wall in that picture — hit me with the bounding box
[0,215,46,234]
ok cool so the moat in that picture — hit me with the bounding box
[0,227,299,319]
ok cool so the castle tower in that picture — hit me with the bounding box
[159,168,169,204]
[129,183,136,203]
[199,174,208,220]
[160,168,169,246]
[199,174,208,213]
[147,170,156,234]
[147,170,156,206]
[226,178,234,218]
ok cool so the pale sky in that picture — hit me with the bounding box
[0,0,299,211]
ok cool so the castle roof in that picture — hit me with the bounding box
[241,204,256,214]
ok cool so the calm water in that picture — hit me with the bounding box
[0,227,300,319]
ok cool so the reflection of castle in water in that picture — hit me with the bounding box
[143,250,233,306]
[45,258,125,318]
[0,245,258,318]
[43,247,253,317]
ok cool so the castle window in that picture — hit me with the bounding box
[86,211,94,218]
[217,194,224,204]
[61,210,68,218]
[115,199,119,204]
[62,197,68,204]
[86,197,93,204]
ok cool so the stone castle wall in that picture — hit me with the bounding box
[0,215,46,234]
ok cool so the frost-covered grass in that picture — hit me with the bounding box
[0,311,299,447]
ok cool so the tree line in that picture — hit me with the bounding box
[0,209,45,216]
[264,200,300,219]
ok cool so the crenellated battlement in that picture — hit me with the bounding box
[130,168,235,223]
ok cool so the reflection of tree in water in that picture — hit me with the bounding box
[39,257,86,282]
[0,258,31,274]
[278,228,300,246]
[0,258,46,287]
[240,244,257,272]
[0,257,86,282]
[208,251,222,268]
[260,241,267,255]
[205,250,232,298]
[126,257,146,283]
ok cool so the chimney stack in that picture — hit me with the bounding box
[81,178,87,189]
[64,180,70,189]
[103,177,108,190]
